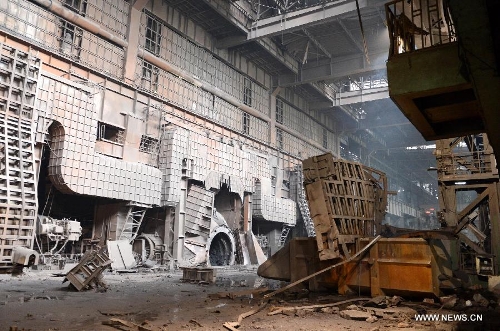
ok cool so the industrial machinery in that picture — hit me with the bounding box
[258,150,500,297]
[37,215,82,242]
[36,215,82,253]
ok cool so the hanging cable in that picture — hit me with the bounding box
[355,0,371,65]
[41,186,52,216]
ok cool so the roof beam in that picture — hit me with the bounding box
[309,87,389,108]
[278,51,387,86]
[306,82,336,103]
[302,28,332,58]
[132,0,149,10]
[216,35,247,49]
[248,0,370,40]
[256,38,300,74]
[337,18,364,53]
[201,0,251,33]
[333,87,389,105]
[215,38,300,75]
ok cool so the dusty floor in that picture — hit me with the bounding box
[0,266,499,331]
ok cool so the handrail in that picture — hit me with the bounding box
[385,0,456,58]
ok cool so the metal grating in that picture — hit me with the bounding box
[137,59,269,143]
[302,153,387,260]
[295,165,316,237]
[184,185,213,238]
[138,13,270,116]
[37,73,161,205]
[0,0,125,78]
[85,0,130,40]
[0,43,40,267]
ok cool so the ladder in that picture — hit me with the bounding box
[296,165,316,237]
[119,207,146,242]
[278,225,292,247]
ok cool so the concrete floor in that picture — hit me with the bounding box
[0,267,498,331]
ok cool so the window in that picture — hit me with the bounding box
[139,135,159,154]
[63,0,87,15]
[145,15,162,55]
[242,112,250,135]
[59,0,85,58]
[59,22,83,58]
[97,122,125,145]
[271,166,277,196]
[276,128,283,150]
[276,99,284,124]
[141,61,159,92]
[322,127,328,149]
[243,78,252,107]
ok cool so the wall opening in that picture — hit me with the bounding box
[97,122,125,144]
[214,185,242,230]
[208,232,233,266]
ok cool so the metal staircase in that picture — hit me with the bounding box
[278,225,292,247]
[119,207,146,242]
[296,165,316,237]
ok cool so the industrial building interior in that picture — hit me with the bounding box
[0,0,499,330]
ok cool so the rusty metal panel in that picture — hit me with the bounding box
[0,43,40,268]
[302,154,387,261]
[260,237,443,297]
[329,238,439,297]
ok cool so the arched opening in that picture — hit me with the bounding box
[208,232,233,266]
[36,122,96,256]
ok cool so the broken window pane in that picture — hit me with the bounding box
[276,99,284,124]
[141,61,159,92]
[242,112,250,135]
[139,135,159,155]
[97,122,125,145]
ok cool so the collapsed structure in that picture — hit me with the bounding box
[0,1,498,301]
[257,0,500,298]
[259,141,500,297]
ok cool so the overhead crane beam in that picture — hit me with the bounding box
[248,0,372,40]
[278,52,387,87]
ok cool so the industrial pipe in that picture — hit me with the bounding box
[139,50,330,153]
[31,0,129,48]
[138,49,271,122]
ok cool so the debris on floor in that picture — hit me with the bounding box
[223,302,268,331]
[267,298,370,316]
[4,267,500,331]
[180,267,216,284]
[363,295,403,308]
[208,287,269,300]
[102,318,164,331]
[63,246,111,291]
